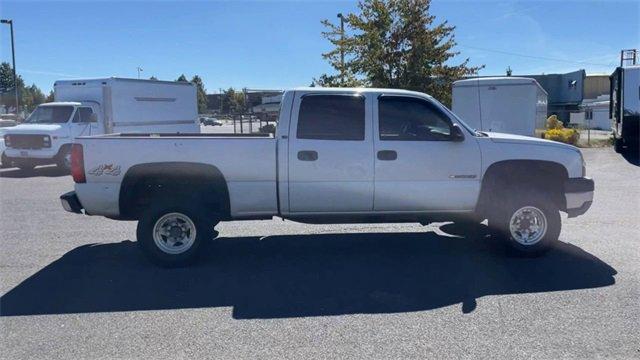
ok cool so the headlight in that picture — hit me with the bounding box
[4,135,11,147]
[42,135,51,148]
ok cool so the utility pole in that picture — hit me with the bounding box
[337,13,345,85]
[219,88,223,114]
[1,19,19,116]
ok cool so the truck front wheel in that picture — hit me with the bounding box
[56,146,72,172]
[488,193,561,256]
[15,160,35,172]
[614,137,624,154]
[137,204,218,267]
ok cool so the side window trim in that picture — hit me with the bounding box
[71,108,81,123]
[377,94,454,141]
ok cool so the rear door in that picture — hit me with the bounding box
[373,95,481,211]
[288,92,374,213]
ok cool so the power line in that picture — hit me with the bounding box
[460,45,616,67]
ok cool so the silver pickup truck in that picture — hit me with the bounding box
[60,87,594,267]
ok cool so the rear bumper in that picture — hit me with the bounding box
[60,191,84,214]
[564,177,594,218]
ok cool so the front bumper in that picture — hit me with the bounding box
[565,177,594,218]
[4,147,59,159]
[60,191,84,214]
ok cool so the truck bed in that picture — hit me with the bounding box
[75,133,278,218]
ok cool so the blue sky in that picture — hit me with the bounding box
[1,0,638,93]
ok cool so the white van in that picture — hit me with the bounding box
[452,77,548,137]
[3,78,199,171]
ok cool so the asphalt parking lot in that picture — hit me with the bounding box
[1,147,638,359]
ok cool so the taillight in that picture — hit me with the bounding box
[71,144,86,183]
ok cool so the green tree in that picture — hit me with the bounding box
[176,74,188,82]
[0,62,16,92]
[45,90,55,102]
[22,84,45,111]
[191,75,209,113]
[316,0,483,105]
[221,88,246,114]
[149,76,158,80]
[1,62,47,112]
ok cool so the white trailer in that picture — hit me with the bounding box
[611,65,640,153]
[452,77,548,137]
[3,77,199,171]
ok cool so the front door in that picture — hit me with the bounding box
[70,106,99,137]
[288,93,374,213]
[373,95,481,212]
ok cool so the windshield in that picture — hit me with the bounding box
[25,106,74,124]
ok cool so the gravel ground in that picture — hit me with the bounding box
[0,147,638,359]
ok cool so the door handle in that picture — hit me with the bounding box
[297,150,318,161]
[377,150,397,161]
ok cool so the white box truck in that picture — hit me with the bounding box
[3,77,199,171]
[452,77,548,137]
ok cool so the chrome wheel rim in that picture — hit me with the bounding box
[152,212,197,254]
[509,206,547,246]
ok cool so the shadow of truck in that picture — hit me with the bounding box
[0,231,616,318]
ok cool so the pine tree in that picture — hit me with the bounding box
[316,0,483,105]
[190,75,209,113]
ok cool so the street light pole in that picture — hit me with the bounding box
[137,67,143,79]
[337,13,345,85]
[1,19,19,116]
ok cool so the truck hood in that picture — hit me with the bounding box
[485,131,578,151]
[3,123,66,135]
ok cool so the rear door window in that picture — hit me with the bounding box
[296,95,365,140]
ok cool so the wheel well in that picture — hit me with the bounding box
[56,144,72,158]
[477,160,568,218]
[119,162,231,220]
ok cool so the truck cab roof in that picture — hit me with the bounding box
[39,102,82,107]
[290,87,435,98]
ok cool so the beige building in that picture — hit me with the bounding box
[583,74,610,99]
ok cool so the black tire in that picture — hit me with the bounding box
[614,137,624,154]
[136,203,219,267]
[488,193,561,256]
[56,146,72,172]
[0,152,10,168]
[16,161,35,172]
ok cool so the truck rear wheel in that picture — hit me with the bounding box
[136,204,219,267]
[488,193,561,256]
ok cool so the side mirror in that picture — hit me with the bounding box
[88,113,98,123]
[451,124,465,142]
